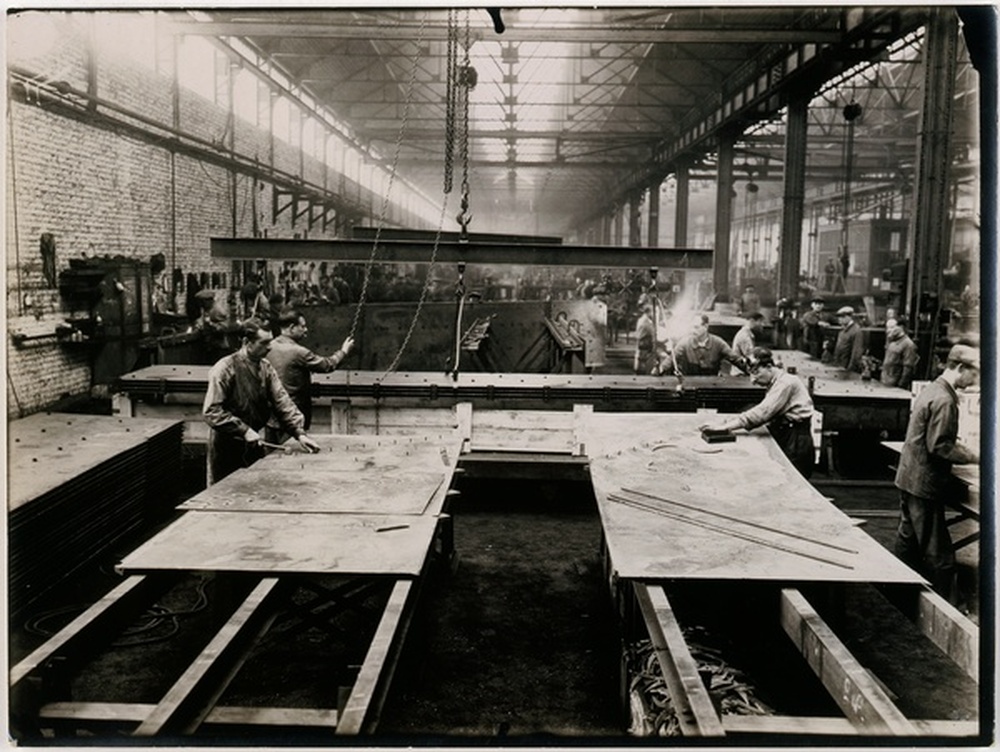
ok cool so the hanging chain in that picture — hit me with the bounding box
[381,193,450,378]
[443,9,457,194]
[349,14,427,341]
[456,10,473,239]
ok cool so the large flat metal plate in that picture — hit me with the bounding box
[8,413,182,511]
[585,413,922,584]
[178,468,445,515]
[117,511,437,575]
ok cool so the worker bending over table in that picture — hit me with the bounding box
[700,347,815,479]
[203,317,320,485]
[893,344,980,601]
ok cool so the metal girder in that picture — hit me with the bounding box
[211,237,714,269]
[596,7,927,223]
[170,19,844,45]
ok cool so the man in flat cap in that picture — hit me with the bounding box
[699,347,815,478]
[880,318,919,389]
[894,344,980,600]
[800,296,828,359]
[832,305,865,372]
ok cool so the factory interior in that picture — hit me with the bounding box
[4,5,995,745]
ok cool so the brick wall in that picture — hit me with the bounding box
[4,21,407,417]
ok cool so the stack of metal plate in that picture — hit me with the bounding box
[7,413,183,615]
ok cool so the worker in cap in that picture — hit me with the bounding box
[203,317,321,485]
[880,318,918,389]
[730,312,766,375]
[700,346,815,478]
[800,297,829,359]
[894,343,980,601]
[673,313,746,376]
[832,305,864,372]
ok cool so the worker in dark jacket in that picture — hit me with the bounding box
[894,344,979,600]
[700,347,815,478]
[832,305,865,372]
[265,308,354,429]
[799,297,828,359]
[673,314,745,376]
[203,318,320,485]
[880,318,918,389]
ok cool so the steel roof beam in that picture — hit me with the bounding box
[170,20,844,45]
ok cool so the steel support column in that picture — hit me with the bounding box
[778,95,809,300]
[628,193,643,247]
[613,208,624,247]
[675,160,690,248]
[713,131,737,300]
[647,181,661,248]
[906,8,959,375]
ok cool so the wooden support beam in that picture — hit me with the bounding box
[336,579,415,735]
[211,237,713,270]
[40,702,338,730]
[134,577,284,737]
[633,583,725,737]
[11,575,169,686]
[877,584,979,682]
[779,588,917,735]
[723,714,979,737]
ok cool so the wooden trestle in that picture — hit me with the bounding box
[10,409,981,740]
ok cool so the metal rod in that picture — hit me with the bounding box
[607,494,853,570]
[620,486,859,554]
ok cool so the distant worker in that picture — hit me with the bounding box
[799,297,828,359]
[673,313,745,376]
[203,318,320,485]
[894,345,980,600]
[739,284,761,316]
[832,305,865,372]
[730,312,765,375]
[633,295,658,375]
[700,347,815,478]
[880,318,918,390]
[266,308,354,430]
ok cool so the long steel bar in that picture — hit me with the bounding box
[619,487,858,554]
[210,237,713,269]
[606,494,853,570]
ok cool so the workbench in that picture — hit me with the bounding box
[112,361,912,451]
[11,434,462,739]
[583,412,979,739]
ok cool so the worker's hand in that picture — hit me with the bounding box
[699,422,727,433]
[340,336,355,356]
[297,433,321,454]
[243,427,261,444]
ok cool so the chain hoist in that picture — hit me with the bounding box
[349,15,427,342]
[443,9,457,195]
[455,10,474,241]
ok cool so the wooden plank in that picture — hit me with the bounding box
[40,703,338,729]
[573,404,593,456]
[11,576,163,686]
[722,714,979,737]
[117,512,439,576]
[779,588,917,735]
[587,413,922,583]
[134,578,283,737]
[633,583,725,737]
[914,589,979,682]
[337,580,414,735]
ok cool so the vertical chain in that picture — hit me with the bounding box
[381,193,450,377]
[349,14,427,340]
[457,9,473,239]
[443,9,457,194]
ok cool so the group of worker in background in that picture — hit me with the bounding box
[199,281,980,607]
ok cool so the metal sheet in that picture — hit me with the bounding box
[117,511,438,576]
[178,469,445,515]
[585,413,922,584]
